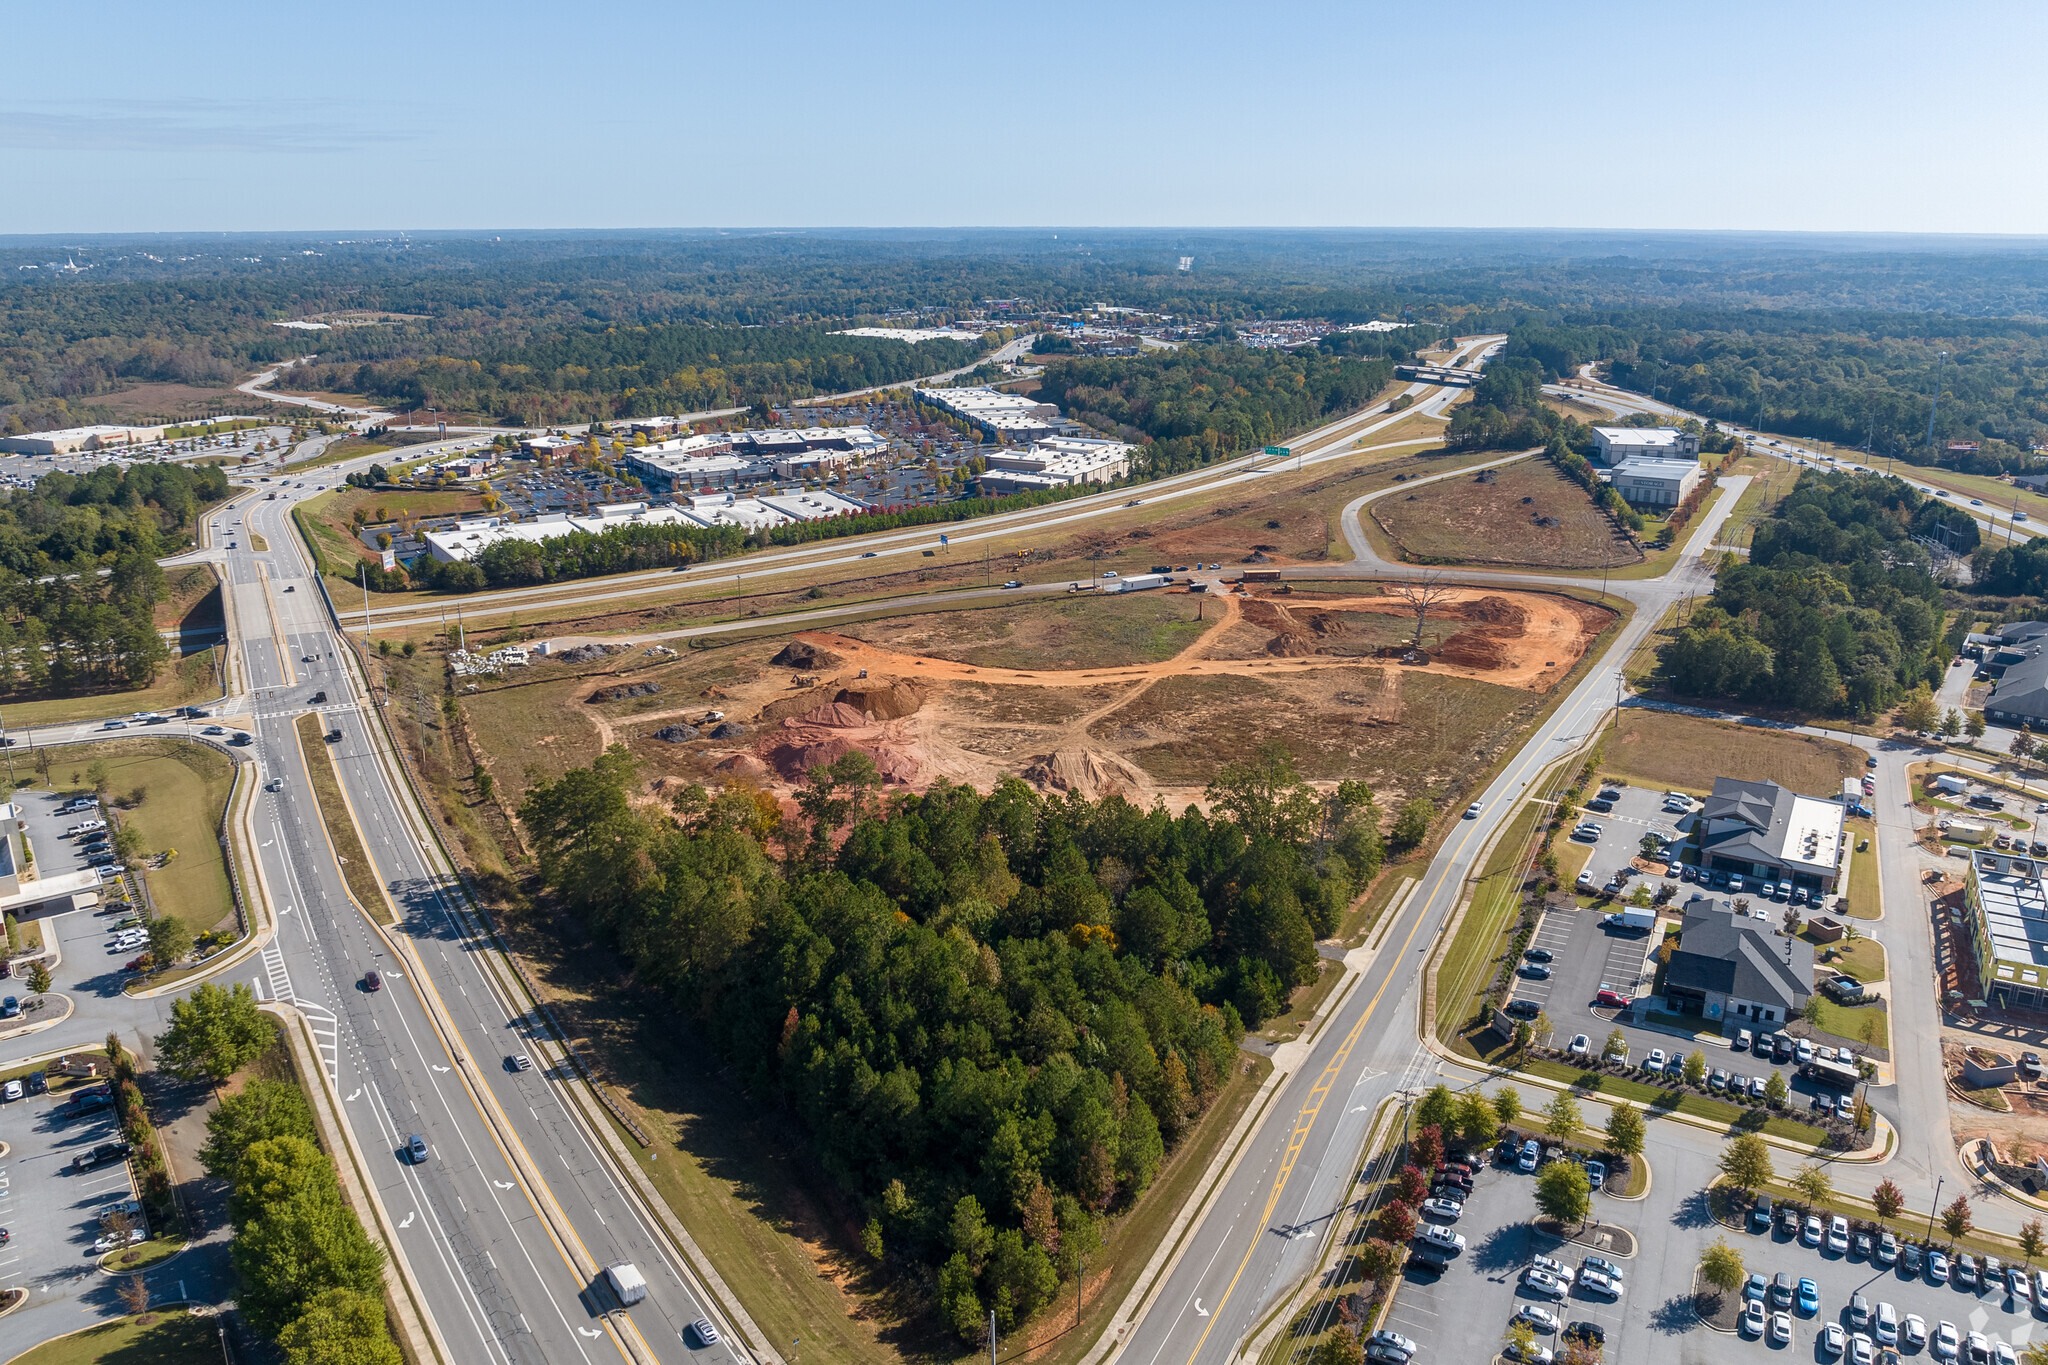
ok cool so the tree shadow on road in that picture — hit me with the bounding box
[1672,1186,1718,1229]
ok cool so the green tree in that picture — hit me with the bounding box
[1791,1162,1833,1207]
[1455,1090,1500,1149]
[156,981,273,1083]
[1205,745,1321,845]
[86,759,110,796]
[948,1194,994,1268]
[1604,1100,1645,1159]
[1941,708,1963,739]
[147,915,192,968]
[1718,1133,1774,1192]
[27,961,50,995]
[1967,712,1988,741]
[1764,1070,1788,1106]
[1535,1158,1592,1226]
[1311,1327,1363,1365]
[1542,1092,1581,1141]
[113,824,145,866]
[230,1137,386,1335]
[1699,1237,1746,1294]
[1683,1049,1708,1087]
[1899,685,1939,734]
[1504,1321,1539,1363]
[201,1079,316,1178]
[276,1287,403,1365]
[938,1252,982,1343]
[1492,1087,1522,1127]
[1415,1085,1458,1136]
[1391,797,1434,851]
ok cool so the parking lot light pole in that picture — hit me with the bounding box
[1925,1176,1944,1246]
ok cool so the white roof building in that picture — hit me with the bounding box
[1591,426,1702,466]
[1609,456,1705,508]
[915,387,1061,439]
[0,425,166,455]
[982,437,1132,493]
[422,502,702,563]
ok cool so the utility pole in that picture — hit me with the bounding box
[989,1310,997,1365]
[359,562,372,642]
[1926,351,1950,464]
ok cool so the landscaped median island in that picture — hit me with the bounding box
[293,713,394,924]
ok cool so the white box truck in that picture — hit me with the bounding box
[1932,773,1969,797]
[1603,906,1656,932]
[604,1262,648,1307]
[1114,573,1172,593]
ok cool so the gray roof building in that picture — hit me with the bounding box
[1664,895,1814,1025]
[1698,776,1846,891]
[1982,625,2048,726]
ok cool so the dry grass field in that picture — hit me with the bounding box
[1371,458,1643,568]
[1601,708,1865,797]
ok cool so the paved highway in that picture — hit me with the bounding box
[204,481,760,1365]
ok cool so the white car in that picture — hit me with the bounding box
[1530,1255,1574,1285]
[1,1079,19,1101]
[1465,802,1482,819]
[1567,1034,1590,1057]
[1822,1322,1847,1356]
[1521,1269,1566,1300]
[1742,1299,1766,1335]
[1419,1197,1462,1221]
[1513,1303,1560,1331]
[1849,1333,1873,1365]
[1645,1047,1666,1071]
[1875,1302,1898,1345]
[1934,1321,1960,1360]
[1903,1316,1927,1349]
[1828,1214,1850,1253]
[90,1228,145,1254]
[1578,1269,1620,1300]
[1770,1312,1792,1345]
[1995,1343,2017,1365]
[1802,1214,1823,1246]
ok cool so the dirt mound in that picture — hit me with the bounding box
[708,722,748,740]
[1023,748,1150,800]
[590,681,661,703]
[1434,630,1511,669]
[766,736,922,785]
[553,642,626,664]
[1456,596,1529,629]
[711,753,770,778]
[770,640,841,670]
[834,681,926,720]
[786,702,870,729]
[651,724,700,743]
[757,694,831,724]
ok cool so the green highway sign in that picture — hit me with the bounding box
[1263,445,1290,457]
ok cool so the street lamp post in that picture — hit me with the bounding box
[1925,1176,1945,1245]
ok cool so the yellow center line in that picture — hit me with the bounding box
[1176,824,1479,1365]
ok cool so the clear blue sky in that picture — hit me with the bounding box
[4,0,2041,235]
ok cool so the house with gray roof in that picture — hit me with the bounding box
[1662,895,1814,1026]
[1979,623,2048,727]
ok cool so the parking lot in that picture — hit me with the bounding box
[1565,783,1689,901]
[1729,1206,2048,1359]
[1380,1147,1630,1363]
[0,1072,144,1289]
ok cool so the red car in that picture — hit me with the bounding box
[124,955,151,972]
[1595,988,1632,1009]
[364,970,382,992]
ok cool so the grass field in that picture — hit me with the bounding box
[1601,709,1864,798]
[1844,819,1881,919]
[7,1311,220,1365]
[1370,458,1643,569]
[838,592,1211,670]
[1434,800,1540,1044]
[1809,995,1890,1050]
[0,650,223,731]
[27,739,236,933]
[150,565,222,635]
[1810,931,1886,983]
[293,714,393,924]
[1519,1057,1828,1145]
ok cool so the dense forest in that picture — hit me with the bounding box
[1658,471,1948,715]
[0,462,226,693]
[1032,345,1395,476]
[284,324,983,425]
[19,228,2048,436]
[1504,312,2048,467]
[517,745,1386,1339]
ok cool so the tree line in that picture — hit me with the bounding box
[1658,471,1948,716]
[517,744,1396,1340]
[1031,345,1396,477]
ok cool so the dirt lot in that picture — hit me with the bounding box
[1370,457,1644,568]
[459,583,1612,818]
[1601,707,1866,797]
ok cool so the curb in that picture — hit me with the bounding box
[95,1239,190,1277]
[1604,1153,1653,1203]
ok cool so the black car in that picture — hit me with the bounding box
[72,1141,131,1171]
[2022,1052,2043,1080]
[1518,963,1552,980]
[1778,1205,1801,1237]
[1564,1323,1606,1347]
[1524,947,1554,964]
[1586,797,1615,813]
[25,1071,45,1094]
[1504,1000,1541,1020]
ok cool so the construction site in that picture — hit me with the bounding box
[455,582,1616,820]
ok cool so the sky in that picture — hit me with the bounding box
[4,0,2044,236]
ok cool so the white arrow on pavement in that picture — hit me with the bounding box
[493,1180,514,1190]
[345,1089,361,1101]
[398,1212,415,1229]
[579,1328,603,1339]
[1194,1301,1209,1318]
[431,1064,451,1073]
